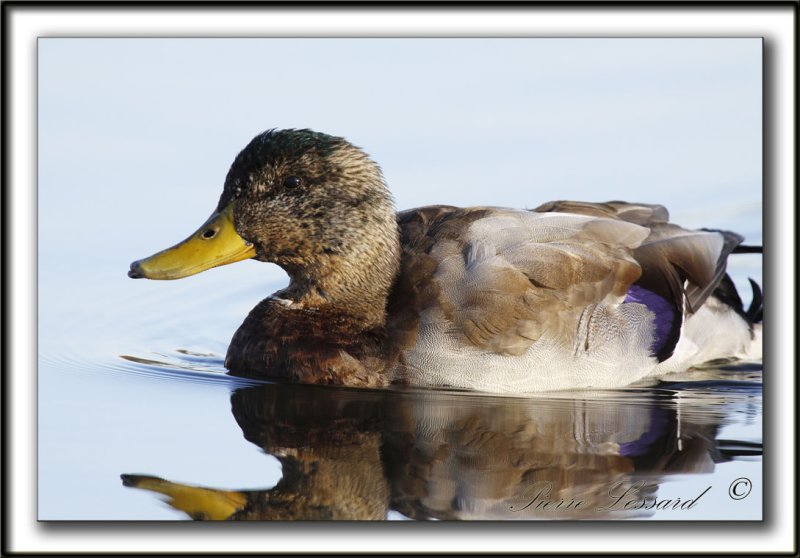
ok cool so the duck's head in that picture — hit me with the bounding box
[129,129,401,325]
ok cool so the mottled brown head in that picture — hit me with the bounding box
[218,130,385,265]
[129,128,401,328]
[224,129,401,325]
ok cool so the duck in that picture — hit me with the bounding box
[121,382,757,520]
[128,129,762,393]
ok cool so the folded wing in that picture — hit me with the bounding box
[392,201,741,363]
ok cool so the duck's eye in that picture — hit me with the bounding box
[283,176,302,189]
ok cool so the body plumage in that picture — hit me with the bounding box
[129,129,762,393]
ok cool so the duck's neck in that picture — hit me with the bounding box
[277,216,401,330]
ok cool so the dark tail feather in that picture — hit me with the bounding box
[716,439,763,459]
[733,244,763,254]
[711,274,763,326]
[745,278,763,323]
[727,242,763,324]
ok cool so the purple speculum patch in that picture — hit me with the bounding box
[624,285,676,357]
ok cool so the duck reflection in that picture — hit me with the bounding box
[121,380,760,520]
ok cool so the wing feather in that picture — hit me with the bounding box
[534,200,743,360]
[390,202,740,361]
[392,207,649,356]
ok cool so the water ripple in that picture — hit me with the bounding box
[115,350,266,388]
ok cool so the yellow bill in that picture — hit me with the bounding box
[120,474,247,520]
[128,201,255,280]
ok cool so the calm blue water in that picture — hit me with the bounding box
[37,38,762,521]
[38,257,762,520]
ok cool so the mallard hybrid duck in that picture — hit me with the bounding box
[128,129,762,393]
[122,383,756,520]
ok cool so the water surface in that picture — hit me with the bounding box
[38,273,762,521]
[36,38,762,521]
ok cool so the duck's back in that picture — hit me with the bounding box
[386,202,753,392]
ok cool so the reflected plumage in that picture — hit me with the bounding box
[129,129,762,393]
[120,380,761,520]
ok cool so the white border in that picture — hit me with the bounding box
[7,4,796,554]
